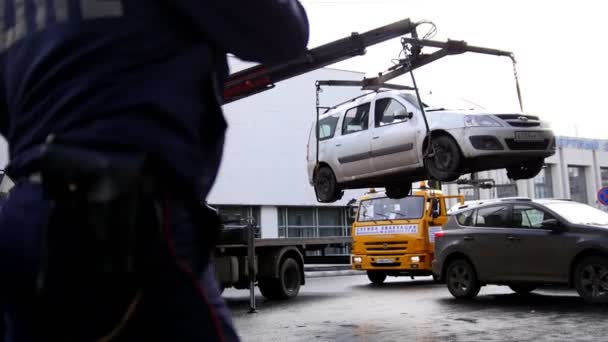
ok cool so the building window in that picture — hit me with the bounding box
[278,206,351,254]
[568,166,588,203]
[214,205,261,237]
[495,183,518,198]
[533,165,554,199]
[602,168,608,188]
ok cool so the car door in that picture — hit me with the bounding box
[332,103,373,180]
[505,204,573,282]
[462,204,513,281]
[370,97,419,173]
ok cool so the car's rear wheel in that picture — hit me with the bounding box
[506,158,544,180]
[574,256,608,304]
[367,271,387,285]
[508,284,536,295]
[314,166,343,203]
[424,135,462,182]
[385,183,412,199]
[446,259,480,299]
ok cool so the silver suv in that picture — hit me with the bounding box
[306,91,555,203]
[433,198,608,304]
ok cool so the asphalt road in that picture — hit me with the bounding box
[224,274,608,342]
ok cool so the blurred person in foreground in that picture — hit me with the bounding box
[0,1,309,341]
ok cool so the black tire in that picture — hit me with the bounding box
[445,259,480,299]
[506,158,544,180]
[574,256,608,304]
[367,271,387,285]
[424,135,462,182]
[314,166,344,203]
[385,183,412,199]
[508,284,536,295]
[259,257,302,300]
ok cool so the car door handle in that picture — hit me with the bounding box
[372,136,380,140]
[507,235,521,241]
[463,236,474,241]
[335,143,342,147]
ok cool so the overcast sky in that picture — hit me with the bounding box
[299,0,607,139]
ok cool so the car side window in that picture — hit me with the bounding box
[474,205,511,228]
[513,205,556,229]
[456,210,475,226]
[374,98,410,127]
[342,103,371,135]
[318,114,340,141]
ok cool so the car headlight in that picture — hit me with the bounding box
[353,256,363,264]
[464,115,503,127]
[410,256,420,263]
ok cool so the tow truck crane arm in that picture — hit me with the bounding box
[223,17,521,109]
[223,18,418,103]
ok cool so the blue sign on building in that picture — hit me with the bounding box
[556,136,608,151]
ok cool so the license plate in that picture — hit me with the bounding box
[376,258,394,264]
[514,131,544,141]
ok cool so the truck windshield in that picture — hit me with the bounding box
[358,196,425,222]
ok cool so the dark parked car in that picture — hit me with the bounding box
[432,198,608,304]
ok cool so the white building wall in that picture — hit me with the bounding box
[208,60,370,207]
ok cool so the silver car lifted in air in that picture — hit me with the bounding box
[307,90,555,202]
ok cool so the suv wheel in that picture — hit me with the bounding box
[446,259,480,299]
[508,284,536,295]
[367,271,387,285]
[385,183,412,199]
[424,135,462,182]
[506,158,544,180]
[314,166,343,203]
[574,256,608,304]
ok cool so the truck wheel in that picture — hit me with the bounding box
[574,256,608,304]
[424,135,462,182]
[506,158,544,180]
[259,257,302,300]
[367,271,387,285]
[314,166,343,203]
[445,259,480,299]
[385,183,412,199]
[508,284,536,295]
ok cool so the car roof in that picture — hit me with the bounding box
[449,197,575,214]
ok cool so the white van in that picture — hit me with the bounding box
[306,90,555,203]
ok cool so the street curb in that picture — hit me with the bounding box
[305,270,362,278]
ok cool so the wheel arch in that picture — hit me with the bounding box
[569,248,608,287]
[422,130,464,156]
[258,246,305,285]
[441,251,478,282]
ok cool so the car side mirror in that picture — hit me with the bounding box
[394,109,414,121]
[542,218,564,231]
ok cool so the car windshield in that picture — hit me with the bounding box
[544,202,608,226]
[358,196,424,222]
[400,93,485,112]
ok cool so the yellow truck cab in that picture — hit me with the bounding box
[351,184,463,284]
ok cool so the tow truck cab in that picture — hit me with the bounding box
[351,184,463,284]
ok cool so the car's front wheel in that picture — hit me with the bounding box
[574,256,608,304]
[446,259,480,299]
[424,135,462,182]
[508,284,536,295]
[385,183,412,199]
[314,166,343,203]
[506,158,544,180]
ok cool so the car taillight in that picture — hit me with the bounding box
[435,231,446,239]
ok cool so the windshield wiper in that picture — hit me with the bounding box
[425,108,447,112]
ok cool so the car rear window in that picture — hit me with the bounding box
[317,114,340,140]
[456,210,474,226]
